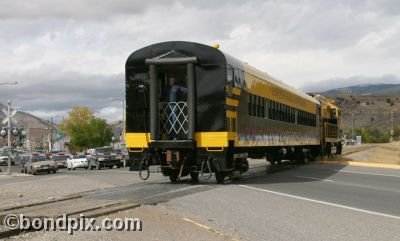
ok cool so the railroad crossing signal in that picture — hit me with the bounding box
[1,107,18,125]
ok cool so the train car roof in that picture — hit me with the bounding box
[126,41,226,67]
[222,52,319,105]
[242,62,320,105]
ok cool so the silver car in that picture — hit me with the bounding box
[24,154,57,175]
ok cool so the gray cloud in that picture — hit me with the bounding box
[0,66,123,118]
[1,0,400,121]
[0,0,157,19]
[301,75,400,92]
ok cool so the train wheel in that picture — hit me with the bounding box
[326,143,332,157]
[336,142,342,155]
[190,172,199,183]
[215,171,225,184]
[169,170,179,183]
[295,151,305,164]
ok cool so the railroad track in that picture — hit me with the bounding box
[341,145,378,156]
[0,180,215,239]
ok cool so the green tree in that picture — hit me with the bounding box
[394,124,400,140]
[354,128,389,143]
[60,106,113,151]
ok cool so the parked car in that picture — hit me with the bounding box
[19,154,32,172]
[87,147,122,170]
[67,154,88,170]
[114,148,129,163]
[49,153,68,169]
[23,154,57,175]
[0,156,15,166]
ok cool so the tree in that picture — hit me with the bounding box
[60,106,113,151]
[394,124,400,140]
[353,128,389,143]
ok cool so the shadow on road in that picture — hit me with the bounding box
[225,160,348,186]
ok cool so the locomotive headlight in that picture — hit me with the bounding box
[0,128,7,137]
[21,130,27,137]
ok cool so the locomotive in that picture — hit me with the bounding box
[125,41,342,183]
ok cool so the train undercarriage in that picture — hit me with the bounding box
[129,141,342,184]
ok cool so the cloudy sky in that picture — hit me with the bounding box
[1,0,400,122]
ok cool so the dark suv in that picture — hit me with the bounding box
[87,147,122,170]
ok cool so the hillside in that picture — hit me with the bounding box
[320,84,400,138]
[322,84,400,95]
[0,103,49,129]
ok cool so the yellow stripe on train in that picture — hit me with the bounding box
[226,98,239,107]
[126,132,235,152]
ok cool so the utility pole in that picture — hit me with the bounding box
[390,111,394,142]
[122,99,125,146]
[49,117,53,152]
[351,112,354,141]
[7,100,11,175]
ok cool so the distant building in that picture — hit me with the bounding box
[110,120,125,149]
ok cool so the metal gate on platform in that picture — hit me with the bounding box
[160,101,189,138]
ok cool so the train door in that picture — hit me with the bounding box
[145,51,197,142]
[158,66,189,140]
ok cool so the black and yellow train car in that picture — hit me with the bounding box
[125,41,341,183]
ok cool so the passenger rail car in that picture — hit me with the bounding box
[125,41,342,183]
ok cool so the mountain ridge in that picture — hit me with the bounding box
[320,83,400,95]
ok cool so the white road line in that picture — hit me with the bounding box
[297,172,400,194]
[182,218,240,241]
[238,184,400,220]
[294,175,334,182]
[335,170,400,178]
[303,166,400,178]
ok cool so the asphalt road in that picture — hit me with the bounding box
[2,161,399,241]
[166,163,400,241]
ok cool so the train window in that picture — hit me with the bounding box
[232,118,237,132]
[271,101,275,120]
[254,96,258,117]
[277,102,280,120]
[248,94,252,116]
[284,105,288,122]
[227,67,234,82]
[252,95,257,117]
[287,107,290,122]
[282,104,285,121]
[292,108,295,123]
[307,113,309,125]
[256,96,261,117]
[261,98,265,118]
[299,110,303,125]
[282,105,286,122]
[275,103,279,120]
